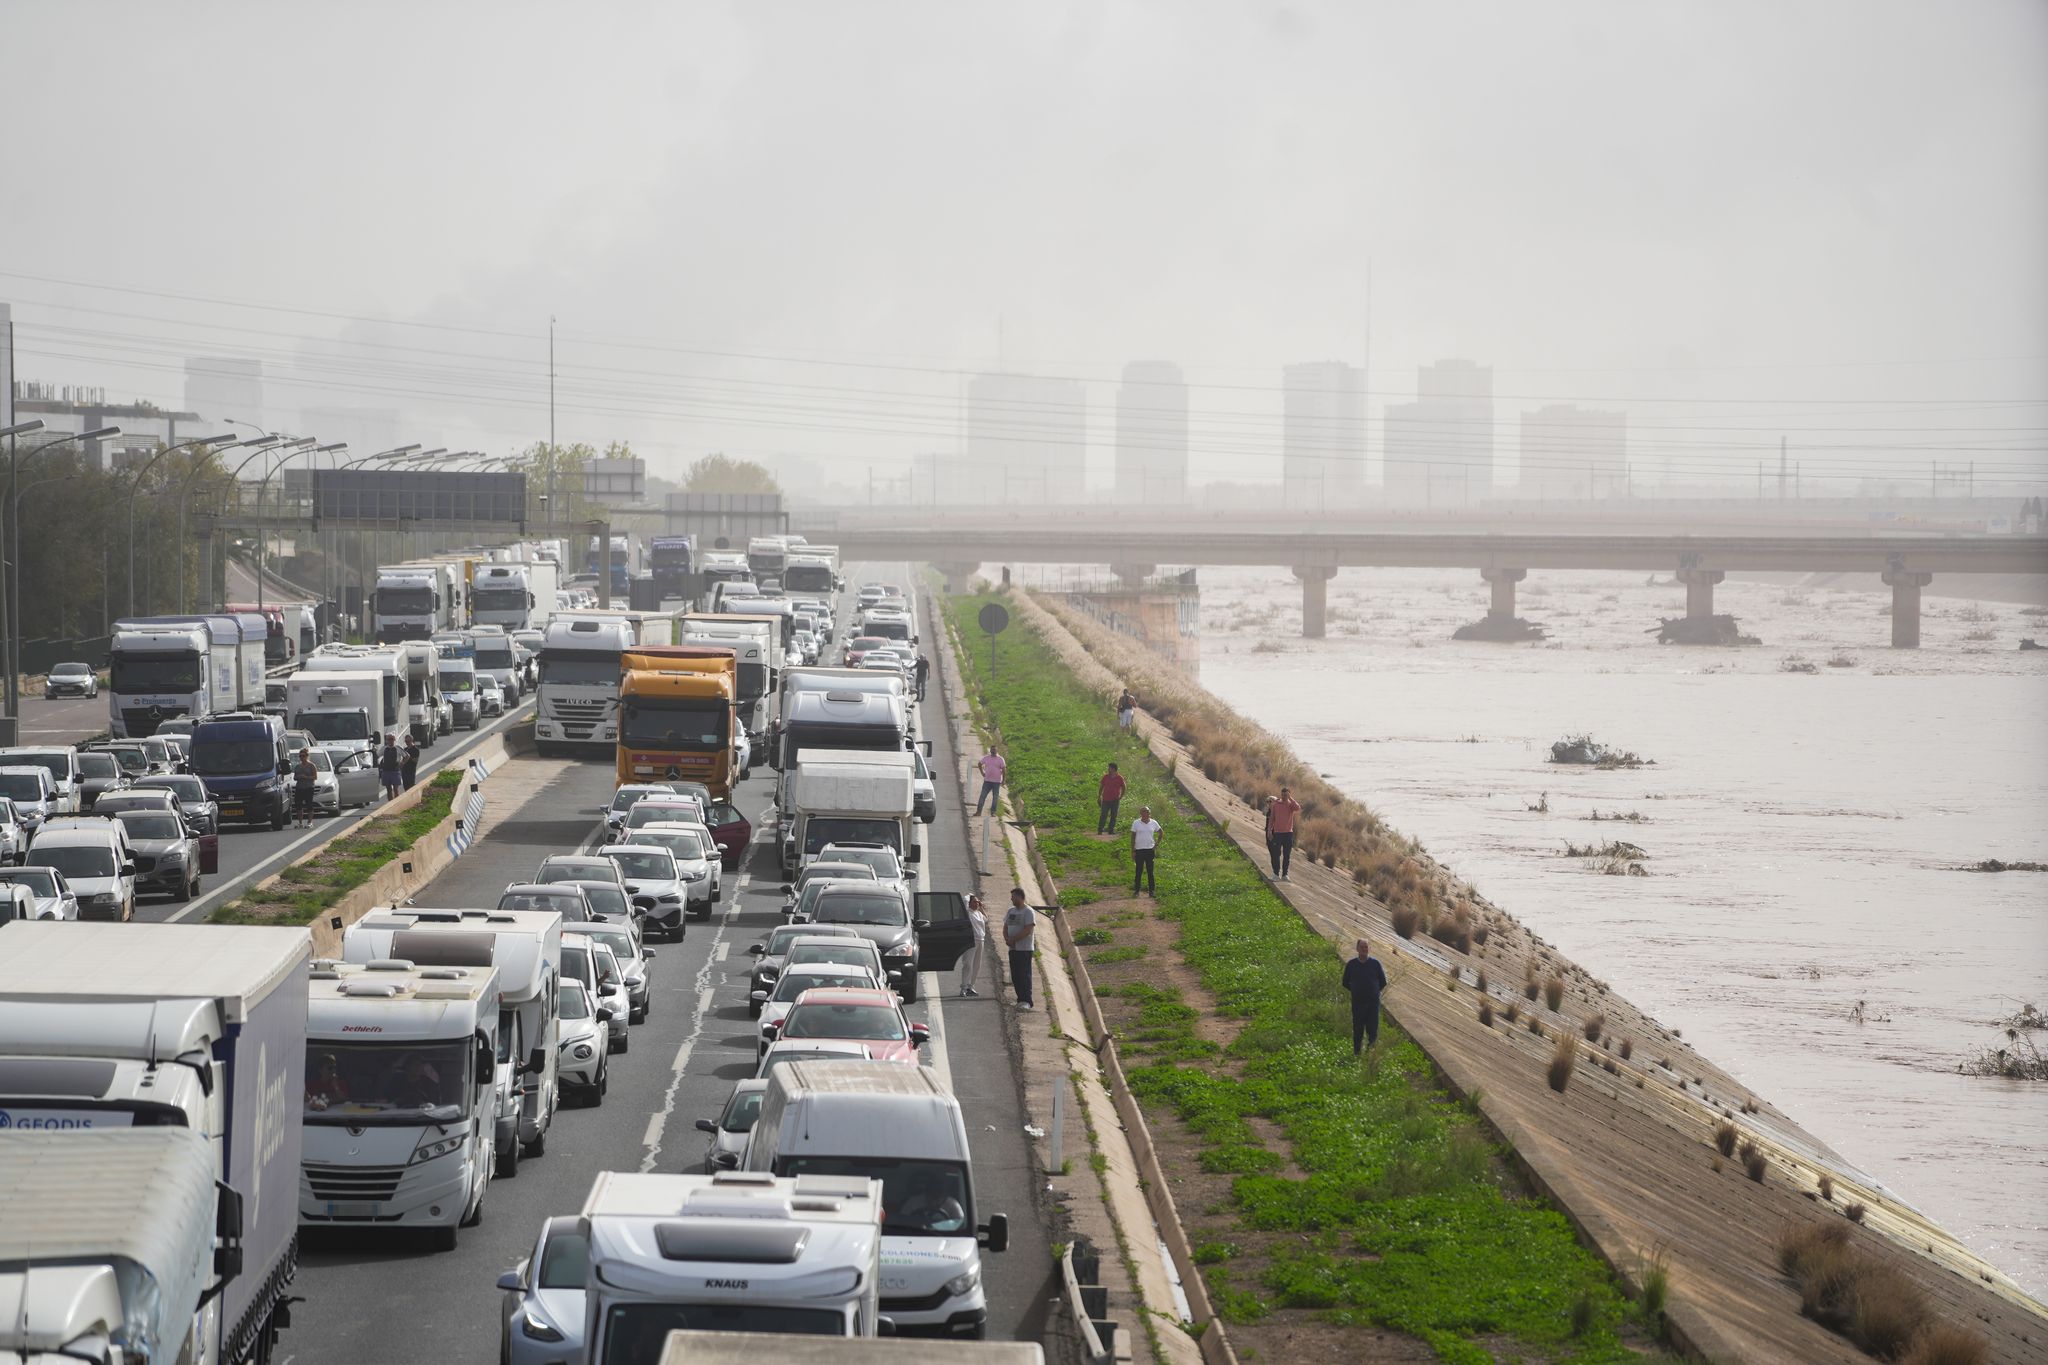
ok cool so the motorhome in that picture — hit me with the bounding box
[0,922,311,1365]
[342,908,564,1178]
[536,615,635,755]
[744,1061,1007,1337]
[786,754,917,877]
[397,639,447,743]
[301,958,500,1249]
[575,1169,885,1354]
[301,646,406,737]
[284,670,382,759]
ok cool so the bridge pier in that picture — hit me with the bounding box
[1883,569,1932,647]
[934,561,980,596]
[1677,567,1725,618]
[1482,567,1527,620]
[1109,562,1156,587]
[1293,565,1337,638]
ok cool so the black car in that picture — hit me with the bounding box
[73,750,129,812]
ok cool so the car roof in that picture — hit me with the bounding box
[503,881,586,898]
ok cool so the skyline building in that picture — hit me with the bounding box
[1114,360,1188,503]
[1281,360,1365,506]
[1383,358,1494,504]
[1518,403,1628,500]
[956,371,1087,505]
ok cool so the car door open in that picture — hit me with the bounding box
[912,890,974,971]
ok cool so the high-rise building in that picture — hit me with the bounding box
[1382,359,1494,505]
[1518,404,1627,501]
[185,357,264,431]
[954,372,1086,505]
[1281,361,1365,506]
[1114,361,1188,503]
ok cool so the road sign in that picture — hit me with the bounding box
[978,603,1009,635]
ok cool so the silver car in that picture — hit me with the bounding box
[497,1214,588,1365]
[0,797,26,865]
[574,919,654,1025]
[564,935,631,1054]
[0,865,77,921]
[694,1078,767,1173]
[554,981,609,1106]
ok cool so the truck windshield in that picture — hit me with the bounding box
[299,712,369,741]
[472,588,527,613]
[437,671,474,692]
[540,652,620,686]
[304,1040,470,1125]
[376,587,435,614]
[621,699,727,750]
[191,739,277,775]
[785,566,833,593]
[474,642,515,668]
[803,819,903,856]
[603,1306,843,1362]
[780,1155,970,1237]
[111,654,204,693]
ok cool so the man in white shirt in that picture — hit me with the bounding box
[958,894,988,997]
[1130,806,1163,896]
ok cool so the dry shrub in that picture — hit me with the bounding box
[1746,1147,1769,1183]
[1582,1012,1605,1041]
[1849,1268,1929,1359]
[1527,1015,1545,1039]
[1900,1323,1990,1365]
[1445,962,1459,990]
[1714,1122,1738,1156]
[1478,999,1494,1027]
[1543,975,1565,1011]
[1430,908,1473,954]
[1390,904,1420,939]
[1548,1033,1579,1092]
[1503,1001,1521,1025]
[1471,920,1490,946]
[1845,1202,1866,1224]
[1817,1173,1834,1202]
[1474,970,1488,994]
[1742,1097,1759,1115]
[1523,979,1540,1002]
[1618,1037,1634,1061]
[1601,1058,1618,1074]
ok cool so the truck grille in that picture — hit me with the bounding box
[881,1288,955,1313]
[121,706,188,737]
[79,901,124,922]
[304,1163,407,1202]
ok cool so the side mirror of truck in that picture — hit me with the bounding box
[905,845,921,865]
[496,1270,522,1293]
[526,1048,546,1077]
[475,1036,495,1081]
[213,1181,245,1282]
[977,1213,1010,1253]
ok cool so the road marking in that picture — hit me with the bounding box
[713,941,729,962]
[639,861,745,1172]
[921,973,953,1092]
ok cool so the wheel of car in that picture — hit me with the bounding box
[498,1134,518,1179]
[614,1029,629,1055]
[748,1000,762,1019]
[901,973,919,1004]
[463,1191,484,1228]
[179,874,196,902]
[269,802,285,831]
[523,1125,546,1157]
[594,1063,608,1104]
[430,1225,459,1253]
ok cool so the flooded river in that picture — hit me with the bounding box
[1193,566,2048,1296]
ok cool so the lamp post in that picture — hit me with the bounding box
[256,442,344,612]
[125,433,239,617]
[175,436,278,613]
[208,437,312,613]
[7,427,120,720]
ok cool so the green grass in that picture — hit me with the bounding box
[950,594,1641,1362]
[210,771,463,925]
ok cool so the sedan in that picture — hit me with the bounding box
[477,674,507,718]
[554,982,609,1106]
[131,774,219,836]
[111,808,202,901]
[0,865,77,921]
[573,919,654,1024]
[767,986,929,1065]
[694,1078,766,1173]
[44,662,99,699]
[755,965,887,1058]
[497,1215,588,1365]
[98,790,219,876]
[746,922,861,1017]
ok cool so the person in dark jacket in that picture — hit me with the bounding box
[377,740,403,801]
[1343,938,1389,1054]
[400,736,420,790]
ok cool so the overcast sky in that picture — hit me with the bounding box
[2,0,2043,495]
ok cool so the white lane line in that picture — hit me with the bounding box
[921,973,953,1092]
[639,862,745,1173]
[713,941,729,962]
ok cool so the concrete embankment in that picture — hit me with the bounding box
[998,584,2048,1365]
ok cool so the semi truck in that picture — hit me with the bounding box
[470,560,556,633]
[373,562,458,642]
[535,615,636,755]
[284,670,383,760]
[300,958,500,1249]
[107,617,239,737]
[649,534,696,603]
[746,535,788,583]
[340,908,564,1178]
[617,644,740,794]
[681,614,779,733]
[0,922,313,1365]
[783,552,837,596]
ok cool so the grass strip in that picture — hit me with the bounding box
[210,770,463,926]
[949,592,1646,1363]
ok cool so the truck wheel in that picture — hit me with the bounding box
[497,1134,519,1179]
[523,1126,546,1158]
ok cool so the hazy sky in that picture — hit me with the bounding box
[2,0,2043,495]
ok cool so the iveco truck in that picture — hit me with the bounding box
[535,615,635,756]
[0,922,312,1365]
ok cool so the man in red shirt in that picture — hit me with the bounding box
[1267,786,1302,880]
[1096,762,1125,834]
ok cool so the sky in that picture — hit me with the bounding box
[2,0,2043,499]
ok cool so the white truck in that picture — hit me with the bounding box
[787,754,917,876]
[682,614,779,733]
[113,612,268,721]
[470,560,556,633]
[470,624,524,703]
[744,1061,1008,1337]
[107,620,226,738]
[575,1169,886,1353]
[373,562,458,642]
[535,615,635,755]
[301,958,500,1249]
[301,647,406,739]
[284,669,382,760]
[0,922,312,1365]
[0,1128,251,1365]
[341,907,564,1178]
[396,639,447,744]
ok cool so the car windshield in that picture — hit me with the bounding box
[538,862,610,885]
[610,786,672,812]
[499,889,584,917]
[27,846,115,880]
[580,926,634,960]
[802,864,876,888]
[827,849,896,878]
[629,828,706,860]
[764,925,836,957]
[77,753,121,779]
[787,945,877,972]
[0,774,44,801]
[771,971,863,1003]
[558,985,590,1019]
[303,1040,468,1125]
[0,868,58,897]
[780,1155,969,1237]
[51,664,89,678]
[850,637,887,652]
[138,777,206,803]
[437,670,473,691]
[117,813,184,841]
[298,712,369,741]
[571,882,631,919]
[562,943,592,987]
[605,849,674,880]
[191,739,276,775]
[103,749,149,775]
[782,1001,905,1041]
[625,802,700,830]
[812,892,908,926]
[720,1088,765,1132]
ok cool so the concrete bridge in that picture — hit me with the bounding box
[801,520,2048,646]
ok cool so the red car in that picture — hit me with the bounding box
[704,796,751,872]
[841,635,889,667]
[761,986,928,1064]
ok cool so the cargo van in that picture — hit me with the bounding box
[25,820,135,922]
[189,712,290,829]
[0,746,83,815]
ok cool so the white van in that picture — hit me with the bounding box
[0,747,83,815]
[0,765,59,832]
[744,1060,1008,1337]
[24,821,135,922]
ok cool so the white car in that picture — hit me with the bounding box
[0,796,26,864]
[574,918,654,1024]
[477,674,507,717]
[0,865,77,920]
[554,981,609,1105]
[497,1215,587,1365]
[623,822,720,918]
[597,843,694,939]
[602,782,675,837]
[565,933,632,1054]
[753,963,884,1059]
[816,841,912,898]
[755,1038,872,1081]
[25,822,134,922]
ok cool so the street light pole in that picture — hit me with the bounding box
[125,433,238,618]
[7,426,120,720]
[175,436,278,613]
[256,441,343,613]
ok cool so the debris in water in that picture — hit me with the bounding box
[1452,615,1548,642]
[1549,735,1653,768]
[1957,859,2047,873]
[1649,613,1760,646]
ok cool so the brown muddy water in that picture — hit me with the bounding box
[1188,565,2048,1296]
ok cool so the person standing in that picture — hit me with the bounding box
[914,653,931,702]
[1267,786,1302,880]
[1002,888,1035,1010]
[1096,762,1125,834]
[1116,688,1137,738]
[377,738,403,802]
[957,894,988,997]
[292,748,319,829]
[1129,805,1162,896]
[400,736,420,791]
[1343,939,1390,1055]
[973,746,1007,816]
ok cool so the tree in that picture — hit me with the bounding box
[681,453,781,496]
[514,440,602,523]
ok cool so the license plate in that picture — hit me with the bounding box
[221,806,244,817]
[324,1201,378,1218]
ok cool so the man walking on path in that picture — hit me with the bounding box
[1002,888,1035,1010]
[958,894,987,997]
[377,739,403,802]
[973,746,1006,815]
[1343,938,1390,1054]
[1130,805,1162,895]
[1116,688,1137,738]
[1267,786,1302,879]
[400,736,420,791]
[1096,762,1125,834]
[914,654,931,701]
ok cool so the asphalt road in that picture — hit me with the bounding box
[280,571,1070,1364]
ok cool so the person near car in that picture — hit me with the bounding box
[1343,938,1390,1054]
[1002,888,1035,1010]
[958,893,987,997]
[914,653,931,701]
[1096,762,1125,834]
[292,749,318,829]
[973,746,1006,816]
[377,739,403,801]
[1267,786,1302,880]
[1130,805,1162,895]
[400,736,420,790]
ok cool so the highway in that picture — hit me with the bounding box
[279,571,1069,1363]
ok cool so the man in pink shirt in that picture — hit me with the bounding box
[973,747,1007,815]
[1267,786,1302,880]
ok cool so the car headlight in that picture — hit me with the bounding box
[160,850,186,864]
[519,1309,565,1343]
[409,1134,465,1164]
[945,1265,982,1298]
[658,892,681,903]
[87,892,119,906]
[573,1044,594,1060]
